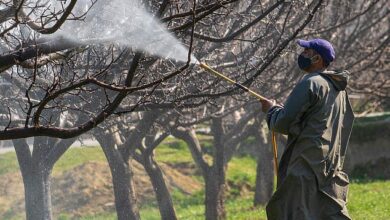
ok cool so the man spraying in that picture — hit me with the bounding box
[260,39,354,220]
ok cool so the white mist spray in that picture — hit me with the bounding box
[51,0,197,63]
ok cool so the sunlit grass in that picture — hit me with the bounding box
[0,152,19,175]
[154,140,193,164]
[348,180,390,220]
[71,179,390,220]
[53,146,106,174]
[228,156,257,186]
[0,146,106,176]
[137,192,267,220]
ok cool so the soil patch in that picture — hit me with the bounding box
[0,161,202,218]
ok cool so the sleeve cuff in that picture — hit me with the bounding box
[266,105,283,129]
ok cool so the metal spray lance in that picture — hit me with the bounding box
[198,62,279,177]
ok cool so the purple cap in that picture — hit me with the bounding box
[297,39,335,65]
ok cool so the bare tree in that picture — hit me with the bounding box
[93,109,178,220]
[169,102,260,219]
[94,126,141,220]
[1,1,189,219]
[0,0,388,219]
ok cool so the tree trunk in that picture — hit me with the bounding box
[23,167,53,220]
[13,138,59,220]
[205,169,226,220]
[143,156,177,220]
[171,127,209,179]
[253,154,274,206]
[253,125,274,206]
[109,156,140,220]
[97,135,140,220]
[205,118,227,220]
[12,137,76,220]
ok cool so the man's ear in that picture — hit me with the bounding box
[311,54,321,64]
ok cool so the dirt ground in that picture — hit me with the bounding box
[0,161,202,218]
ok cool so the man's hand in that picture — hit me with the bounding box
[260,99,276,113]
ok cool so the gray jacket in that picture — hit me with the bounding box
[266,70,354,220]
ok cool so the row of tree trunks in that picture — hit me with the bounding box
[11,119,274,220]
[94,110,178,220]
[172,117,276,219]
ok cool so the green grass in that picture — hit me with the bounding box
[228,156,257,186]
[155,140,193,164]
[73,180,390,220]
[225,198,267,220]
[0,146,106,176]
[0,152,19,175]
[138,191,266,220]
[53,147,106,174]
[174,195,267,220]
[348,180,390,220]
[58,212,116,220]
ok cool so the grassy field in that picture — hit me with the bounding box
[1,139,389,220]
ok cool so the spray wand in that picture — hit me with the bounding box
[198,62,279,176]
[198,62,271,102]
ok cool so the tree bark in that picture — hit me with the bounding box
[0,37,78,72]
[171,127,209,178]
[13,138,56,220]
[142,156,177,220]
[95,134,140,220]
[109,156,140,220]
[205,169,226,220]
[253,125,274,206]
[172,122,227,220]
[205,117,227,220]
[23,167,53,220]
